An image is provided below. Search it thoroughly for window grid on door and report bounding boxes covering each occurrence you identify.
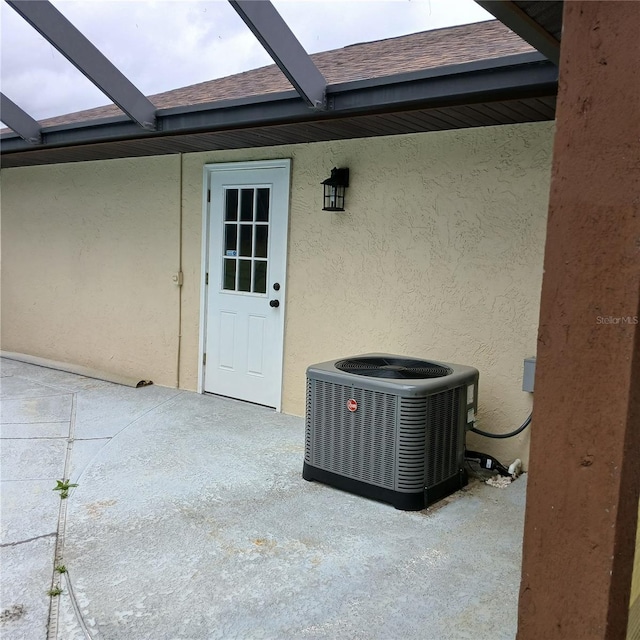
[222,187,270,294]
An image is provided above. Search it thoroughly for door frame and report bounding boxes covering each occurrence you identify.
[197,159,291,411]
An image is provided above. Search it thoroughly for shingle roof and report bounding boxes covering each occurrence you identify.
[38,20,533,128]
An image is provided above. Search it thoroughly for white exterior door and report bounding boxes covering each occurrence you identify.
[202,160,290,409]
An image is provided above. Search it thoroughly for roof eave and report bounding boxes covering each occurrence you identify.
[0,53,558,164]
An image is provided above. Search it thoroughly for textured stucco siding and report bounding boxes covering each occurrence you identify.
[1,122,553,465]
[181,122,553,466]
[0,156,182,387]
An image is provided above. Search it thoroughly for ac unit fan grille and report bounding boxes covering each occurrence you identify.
[335,357,452,379]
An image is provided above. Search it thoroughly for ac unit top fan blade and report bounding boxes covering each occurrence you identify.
[335,357,452,379]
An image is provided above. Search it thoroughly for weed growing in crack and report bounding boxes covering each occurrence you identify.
[53,479,78,499]
[55,565,67,574]
[47,586,63,597]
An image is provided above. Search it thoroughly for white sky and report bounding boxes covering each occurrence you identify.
[0,0,492,123]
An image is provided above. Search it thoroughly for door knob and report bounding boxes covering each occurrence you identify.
[269,299,280,308]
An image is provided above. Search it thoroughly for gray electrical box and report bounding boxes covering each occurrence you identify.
[523,357,536,393]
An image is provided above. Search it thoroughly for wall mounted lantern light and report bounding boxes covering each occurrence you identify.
[321,167,350,211]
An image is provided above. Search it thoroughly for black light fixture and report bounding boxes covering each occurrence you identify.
[321,167,349,211]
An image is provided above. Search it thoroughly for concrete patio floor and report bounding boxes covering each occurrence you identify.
[1,358,527,640]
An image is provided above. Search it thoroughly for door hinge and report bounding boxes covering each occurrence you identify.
[207,189,211,203]
[205,273,209,285]
[203,353,207,365]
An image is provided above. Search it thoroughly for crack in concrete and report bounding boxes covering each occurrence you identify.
[0,532,57,548]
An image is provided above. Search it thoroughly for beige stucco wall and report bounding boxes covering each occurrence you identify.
[181,122,553,466]
[1,156,182,387]
[1,121,553,465]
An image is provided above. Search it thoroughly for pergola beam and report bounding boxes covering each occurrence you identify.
[5,0,156,130]
[0,93,41,143]
[476,1,560,65]
[229,0,327,109]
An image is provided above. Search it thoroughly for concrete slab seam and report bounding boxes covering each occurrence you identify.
[62,571,94,640]
[2,422,70,426]
[1,394,77,400]
[47,392,182,637]
[47,391,76,640]
[2,437,70,440]
[1,420,71,426]
[8,374,78,395]
[2,478,69,483]
[71,390,184,488]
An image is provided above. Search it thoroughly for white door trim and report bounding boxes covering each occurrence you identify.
[198,159,291,411]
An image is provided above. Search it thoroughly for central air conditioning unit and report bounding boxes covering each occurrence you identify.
[303,354,479,510]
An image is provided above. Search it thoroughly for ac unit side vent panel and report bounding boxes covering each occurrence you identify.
[425,388,460,488]
[305,380,313,463]
[396,397,427,491]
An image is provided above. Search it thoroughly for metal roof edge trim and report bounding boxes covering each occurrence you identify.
[0,89,303,142]
[326,51,548,92]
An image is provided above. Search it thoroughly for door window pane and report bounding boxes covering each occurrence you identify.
[256,188,270,222]
[223,259,236,290]
[219,186,271,296]
[240,189,254,222]
[253,261,267,294]
[225,189,238,221]
[238,260,251,292]
[239,225,253,257]
[224,224,237,255]
[255,225,268,258]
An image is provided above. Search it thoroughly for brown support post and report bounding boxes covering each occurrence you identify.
[517,2,640,639]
